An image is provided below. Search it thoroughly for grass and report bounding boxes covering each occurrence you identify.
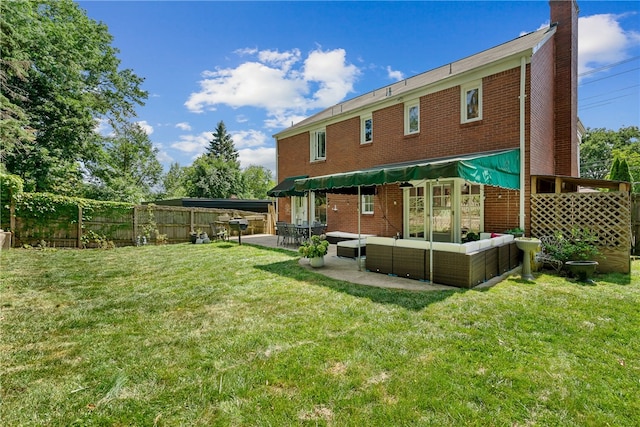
[1,242,639,426]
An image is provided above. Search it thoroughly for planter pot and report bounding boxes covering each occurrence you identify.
[309,256,325,268]
[565,260,598,283]
[195,238,204,244]
[190,234,198,244]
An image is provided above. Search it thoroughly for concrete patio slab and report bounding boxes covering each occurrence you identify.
[230,234,520,292]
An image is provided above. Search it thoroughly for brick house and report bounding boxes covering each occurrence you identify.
[269,1,580,244]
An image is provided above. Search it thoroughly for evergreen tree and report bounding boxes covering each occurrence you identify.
[206,121,238,164]
[608,157,621,180]
[611,158,632,183]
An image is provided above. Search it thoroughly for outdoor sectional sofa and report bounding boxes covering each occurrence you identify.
[365,233,519,288]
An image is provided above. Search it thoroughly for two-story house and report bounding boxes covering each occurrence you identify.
[270,0,579,244]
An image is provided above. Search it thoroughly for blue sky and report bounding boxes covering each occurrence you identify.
[77,1,640,176]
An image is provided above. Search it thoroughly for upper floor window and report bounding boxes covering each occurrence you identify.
[361,115,373,144]
[311,129,326,161]
[405,101,420,135]
[361,194,374,214]
[461,81,482,123]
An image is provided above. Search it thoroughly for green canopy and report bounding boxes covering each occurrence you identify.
[294,149,520,192]
[267,175,308,197]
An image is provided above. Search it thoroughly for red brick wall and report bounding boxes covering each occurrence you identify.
[325,185,404,237]
[530,38,556,176]
[551,0,579,176]
[275,67,525,232]
[484,187,521,233]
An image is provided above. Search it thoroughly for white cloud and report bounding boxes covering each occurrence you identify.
[185,47,360,125]
[136,120,154,135]
[303,48,360,108]
[231,129,269,149]
[579,13,640,75]
[175,122,192,131]
[94,117,112,136]
[264,113,309,130]
[238,146,276,172]
[170,131,212,155]
[258,48,301,72]
[386,66,404,82]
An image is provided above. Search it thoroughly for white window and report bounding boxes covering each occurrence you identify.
[310,129,326,161]
[404,101,420,135]
[361,194,374,214]
[460,182,482,234]
[361,115,373,144]
[461,81,482,123]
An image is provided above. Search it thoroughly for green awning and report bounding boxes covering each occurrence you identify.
[267,175,308,197]
[294,149,520,192]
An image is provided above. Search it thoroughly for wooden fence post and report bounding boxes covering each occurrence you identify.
[10,201,16,248]
[133,206,138,245]
[77,205,83,248]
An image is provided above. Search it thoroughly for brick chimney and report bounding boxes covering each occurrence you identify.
[550,0,579,176]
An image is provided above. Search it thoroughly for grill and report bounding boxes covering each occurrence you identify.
[228,218,249,245]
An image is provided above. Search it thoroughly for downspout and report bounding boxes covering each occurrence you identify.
[357,186,362,271]
[519,56,526,232]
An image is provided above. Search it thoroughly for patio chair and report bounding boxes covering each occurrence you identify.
[311,223,326,237]
[285,223,302,246]
[210,222,228,241]
[276,221,287,246]
[536,235,563,272]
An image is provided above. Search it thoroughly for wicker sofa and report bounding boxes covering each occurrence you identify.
[365,234,519,288]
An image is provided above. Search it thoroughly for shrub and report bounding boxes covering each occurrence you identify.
[542,228,601,264]
[298,235,329,258]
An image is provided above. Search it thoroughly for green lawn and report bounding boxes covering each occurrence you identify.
[1,242,638,426]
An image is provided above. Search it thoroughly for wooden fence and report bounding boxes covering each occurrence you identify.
[12,204,270,248]
[530,190,631,273]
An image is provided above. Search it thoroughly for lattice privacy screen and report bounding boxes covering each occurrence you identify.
[531,191,631,273]
[531,191,631,249]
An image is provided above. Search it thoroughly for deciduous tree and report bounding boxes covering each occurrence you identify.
[83,122,162,203]
[242,165,274,199]
[1,0,147,194]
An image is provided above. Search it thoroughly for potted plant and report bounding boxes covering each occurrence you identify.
[298,235,330,267]
[505,227,525,238]
[542,228,601,282]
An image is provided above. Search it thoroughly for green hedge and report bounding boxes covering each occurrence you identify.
[7,189,133,244]
[0,173,24,230]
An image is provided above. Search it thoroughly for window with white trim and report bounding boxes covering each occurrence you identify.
[361,194,374,214]
[461,81,482,123]
[310,129,326,161]
[404,101,420,135]
[361,115,373,144]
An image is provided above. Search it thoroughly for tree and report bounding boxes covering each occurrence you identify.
[242,165,274,199]
[160,162,188,199]
[83,122,162,203]
[1,0,147,193]
[610,157,632,183]
[608,157,621,181]
[183,155,244,199]
[580,126,640,190]
[206,121,238,163]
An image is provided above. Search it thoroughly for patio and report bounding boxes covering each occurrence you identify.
[229,234,520,292]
